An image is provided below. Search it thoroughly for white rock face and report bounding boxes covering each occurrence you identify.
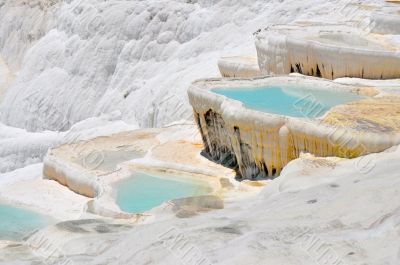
[0,112,137,173]
[0,56,14,101]
[371,13,400,34]
[4,147,400,265]
[0,1,399,262]
[370,4,400,35]
[0,0,387,132]
[255,24,400,80]
[0,0,368,173]
[0,123,59,173]
[218,56,261,78]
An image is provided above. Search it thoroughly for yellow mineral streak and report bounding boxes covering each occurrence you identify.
[323,96,400,133]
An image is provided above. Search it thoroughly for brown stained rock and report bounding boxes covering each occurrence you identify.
[171,195,224,218]
[323,96,400,133]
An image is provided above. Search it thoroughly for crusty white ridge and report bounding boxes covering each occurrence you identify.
[188,76,400,179]
[0,0,393,132]
[218,56,262,78]
[255,25,400,80]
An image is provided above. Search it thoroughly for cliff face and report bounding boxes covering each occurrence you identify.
[255,25,400,80]
[188,77,400,179]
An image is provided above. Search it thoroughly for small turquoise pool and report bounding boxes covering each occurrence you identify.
[0,204,50,241]
[115,172,212,213]
[212,86,364,118]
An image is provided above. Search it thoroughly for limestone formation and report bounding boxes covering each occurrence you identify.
[218,56,262,78]
[188,76,400,179]
[255,25,400,80]
[370,2,400,34]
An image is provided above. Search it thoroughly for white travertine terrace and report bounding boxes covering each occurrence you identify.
[43,152,101,198]
[371,12,400,34]
[255,25,400,80]
[41,126,244,219]
[370,4,400,35]
[218,56,262,78]
[43,129,162,199]
[188,76,400,179]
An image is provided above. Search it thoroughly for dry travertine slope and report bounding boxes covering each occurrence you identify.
[1,145,399,265]
[0,112,138,173]
[2,80,400,264]
[0,0,398,175]
[0,0,399,264]
[0,0,394,132]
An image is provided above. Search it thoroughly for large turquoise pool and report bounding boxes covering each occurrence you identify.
[0,204,50,241]
[212,86,364,118]
[115,172,212,213]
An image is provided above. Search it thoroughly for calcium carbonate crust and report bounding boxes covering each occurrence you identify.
[188,76,400,179]
[255,25,400,80]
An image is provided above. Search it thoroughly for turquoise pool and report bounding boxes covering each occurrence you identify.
[212,86,364,118]
[0,204,50,241]
[115,172,212,213]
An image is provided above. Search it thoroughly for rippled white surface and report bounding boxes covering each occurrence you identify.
[0,0,376,132]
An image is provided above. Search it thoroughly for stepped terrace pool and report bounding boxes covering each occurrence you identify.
[115,172,212,213]
[212,86,364,118]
